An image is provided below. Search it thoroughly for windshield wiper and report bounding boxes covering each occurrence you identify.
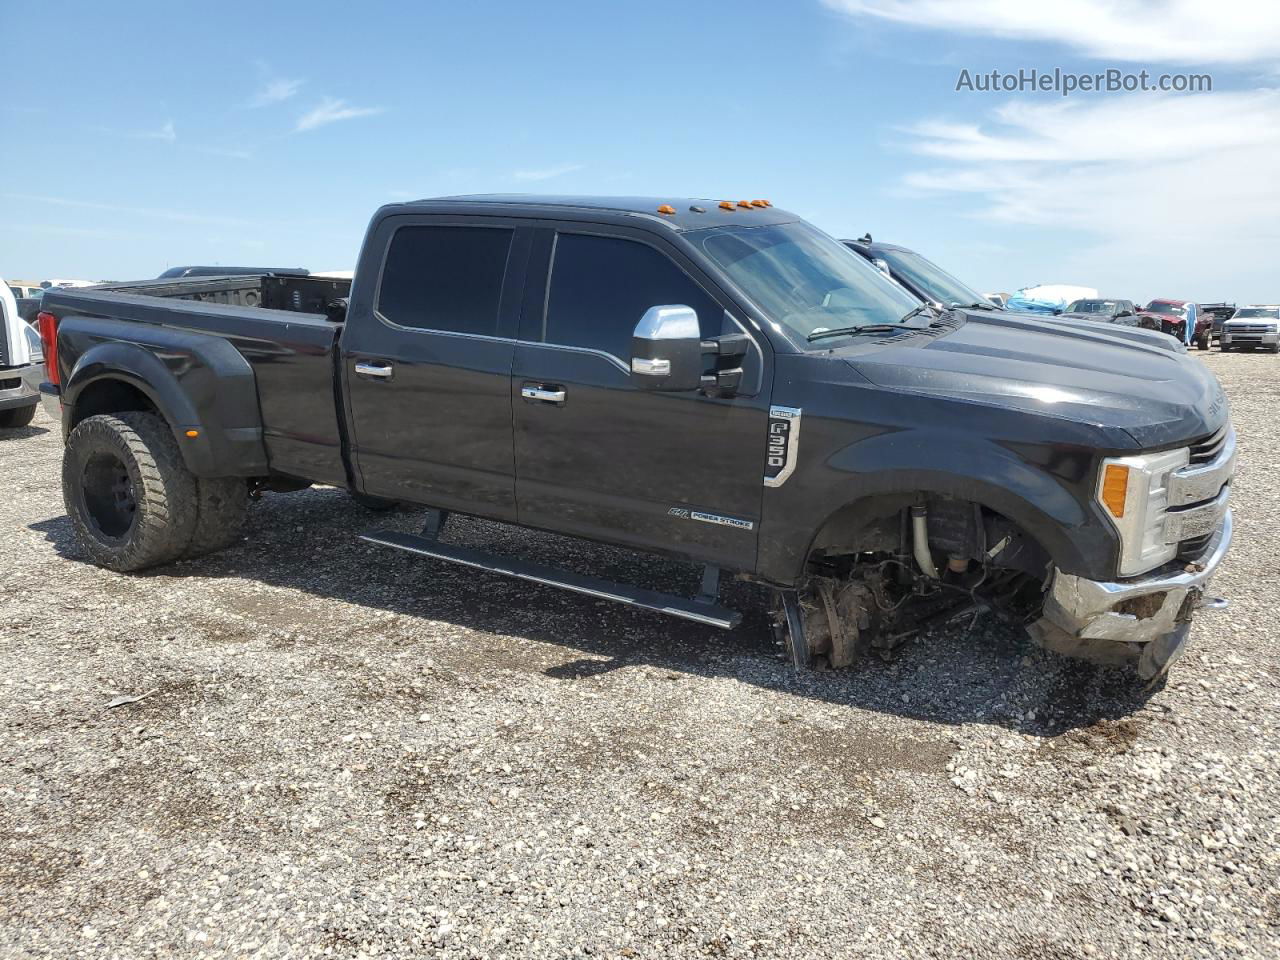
[951,301,999,311]
[807,323,916,343]
[900,303,939,324]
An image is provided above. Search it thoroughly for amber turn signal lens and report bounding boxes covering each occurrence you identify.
[1101,464,1130,517]
[718,201,735,210]
[656,204,676,215]
[185,429,200,438]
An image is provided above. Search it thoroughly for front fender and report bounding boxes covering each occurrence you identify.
[62,326,268,477]
[757,427,1117,585]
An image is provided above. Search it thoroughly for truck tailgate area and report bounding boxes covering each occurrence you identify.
[46,287,347,484]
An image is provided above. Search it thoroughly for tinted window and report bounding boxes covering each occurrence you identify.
[377,226,513,334]
[545,234,722,359]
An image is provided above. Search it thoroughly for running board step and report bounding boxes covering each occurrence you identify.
[360,530,742,630]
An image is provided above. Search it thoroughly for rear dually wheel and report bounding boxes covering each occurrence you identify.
[62,412,198,571]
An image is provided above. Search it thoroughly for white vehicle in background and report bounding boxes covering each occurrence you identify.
[7,281,44,300]
[1220,305,1280,353]
[0,278,44,428]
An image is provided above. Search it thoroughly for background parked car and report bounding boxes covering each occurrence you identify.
[1140,299,1212,349]
[1220,305,1280,353]
[156,265,309,279]
[1199,303,1237,345]
[1059,299,1142,325]
[841,238,1181,353]
[0,277,43,428]
[841,235,999,310]
[7,281,42,300]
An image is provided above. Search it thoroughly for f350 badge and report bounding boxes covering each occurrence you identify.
[764,405,802,488]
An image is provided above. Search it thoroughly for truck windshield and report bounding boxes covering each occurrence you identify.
[1068,300,1118,314]
[693,221,921,345]
[1232,308,1279,319]
[876,247,990,309]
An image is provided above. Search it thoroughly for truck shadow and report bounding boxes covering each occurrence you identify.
[0,425,50,440]
[29,486,1160,738]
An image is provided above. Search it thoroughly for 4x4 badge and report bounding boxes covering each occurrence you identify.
[764,405,802,488]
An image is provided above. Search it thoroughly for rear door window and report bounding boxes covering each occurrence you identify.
[377,226,514,335]
[543,233,722,360]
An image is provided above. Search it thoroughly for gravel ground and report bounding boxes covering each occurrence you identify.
[1,350,1277,960]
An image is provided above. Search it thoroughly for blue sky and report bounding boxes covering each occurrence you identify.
[3,0,1277,302]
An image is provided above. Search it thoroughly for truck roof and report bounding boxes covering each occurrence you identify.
[398,194,798,231]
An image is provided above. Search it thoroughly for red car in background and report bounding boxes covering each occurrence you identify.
[1139,299,1212,349]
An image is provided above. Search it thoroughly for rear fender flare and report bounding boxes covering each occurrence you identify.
[63,335,267,477]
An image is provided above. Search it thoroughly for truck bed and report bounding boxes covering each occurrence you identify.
[44,277,350,485]
[101,273,350,316]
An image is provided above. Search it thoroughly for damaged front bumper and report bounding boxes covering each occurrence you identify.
[1030,511,1233,679]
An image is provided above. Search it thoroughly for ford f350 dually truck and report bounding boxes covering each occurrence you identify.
[36,196,1235,680]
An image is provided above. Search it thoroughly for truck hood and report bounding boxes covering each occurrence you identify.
[995,309,1181,353]
[843,310,1227,450]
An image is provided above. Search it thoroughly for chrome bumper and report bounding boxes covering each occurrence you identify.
[0,365,39,411]
[1038,511,1232,676]
[1047,511,1232,643]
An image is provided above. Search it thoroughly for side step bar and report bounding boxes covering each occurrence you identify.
[360,529,742,630]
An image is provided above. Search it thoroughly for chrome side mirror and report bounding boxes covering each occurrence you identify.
[630,305,704,391]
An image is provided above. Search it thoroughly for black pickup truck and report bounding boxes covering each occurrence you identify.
[36,196,1235,680]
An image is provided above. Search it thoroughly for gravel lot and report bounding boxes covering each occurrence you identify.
[1,350,1277,960]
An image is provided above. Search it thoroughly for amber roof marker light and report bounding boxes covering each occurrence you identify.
[718,201,735,210]
[737,200,752,208]
[656,204,676,215]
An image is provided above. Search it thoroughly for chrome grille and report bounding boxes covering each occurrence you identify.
[1189,427,1228,465]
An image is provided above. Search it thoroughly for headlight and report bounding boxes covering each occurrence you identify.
[1097,447,1190,576]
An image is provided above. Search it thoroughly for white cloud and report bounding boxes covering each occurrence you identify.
[295,97,385,132]
[141,120,176,142]
[512,162,584,182]
[250,76,304,107]
[3,193,258,228]
[898,90,1280,296]
[822,0,1280,65]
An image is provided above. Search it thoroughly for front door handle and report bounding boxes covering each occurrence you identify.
[355,360,394,380]
[521,384,566,404]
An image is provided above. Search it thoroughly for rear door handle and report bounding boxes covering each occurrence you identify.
[521,384,566,404]
[355,361,394,380]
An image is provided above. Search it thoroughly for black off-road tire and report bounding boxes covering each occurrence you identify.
[1196,332,1210,350]
[0,403,37,428]
[183,476,249,559]
[62,412,198,571]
